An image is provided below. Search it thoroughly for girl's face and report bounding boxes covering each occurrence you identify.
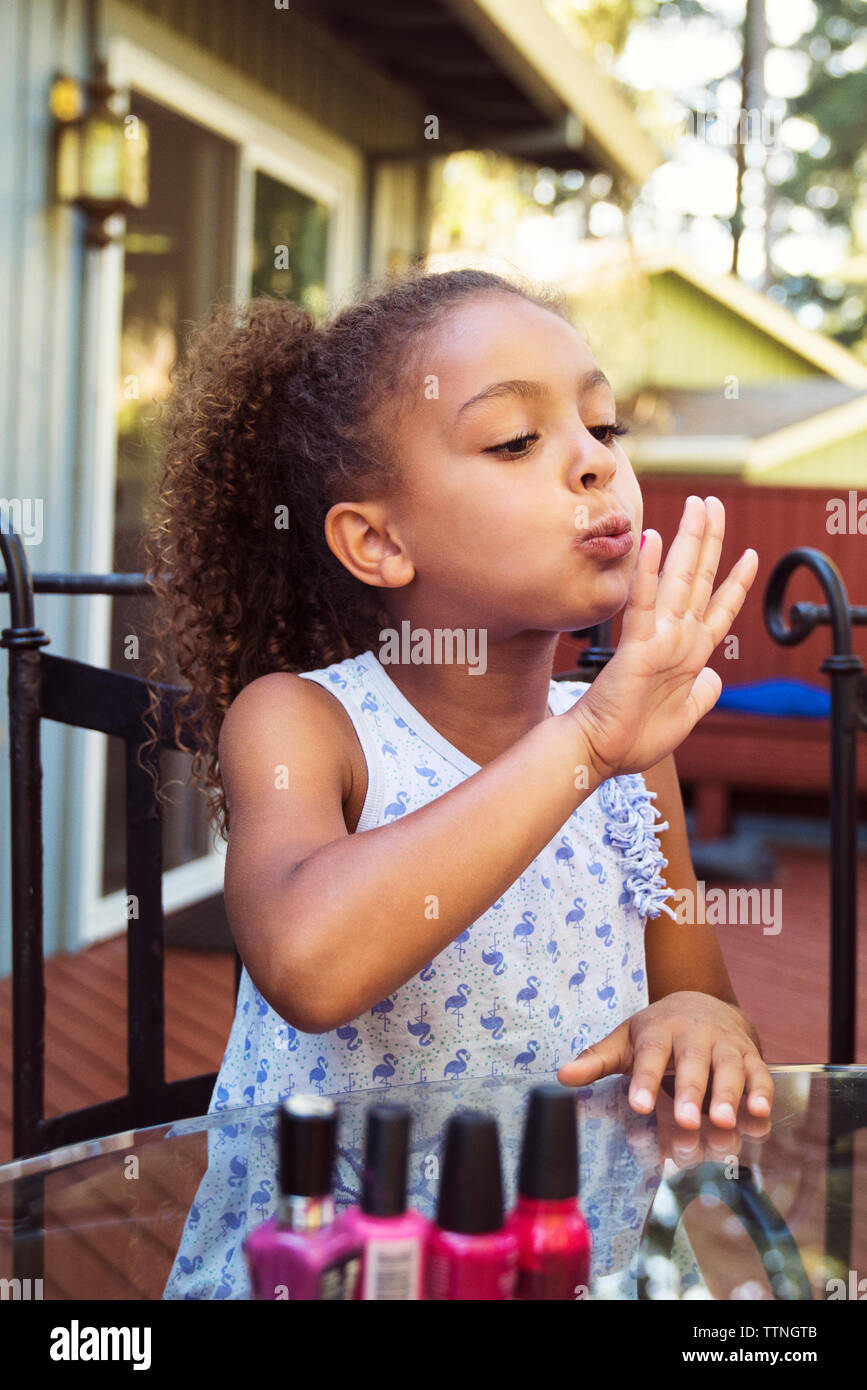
[379,292,643,640]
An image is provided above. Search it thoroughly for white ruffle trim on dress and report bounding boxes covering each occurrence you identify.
[598,773,680,921]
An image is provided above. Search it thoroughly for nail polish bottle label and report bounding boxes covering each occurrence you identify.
[362,1237,423,1300]
[317,1248,363,1300]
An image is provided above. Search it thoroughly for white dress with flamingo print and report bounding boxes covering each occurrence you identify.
[208,649,678,1104]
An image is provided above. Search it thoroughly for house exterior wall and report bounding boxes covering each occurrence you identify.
[648,272,821,388]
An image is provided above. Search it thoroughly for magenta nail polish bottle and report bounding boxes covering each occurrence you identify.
[506,1085,591,1300]
[426,1110,519,1300]
[243,1094,361,1300]
[341,1102,431,1300]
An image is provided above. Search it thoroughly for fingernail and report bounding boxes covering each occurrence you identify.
[632,1087,653,1109]
[715,1102,735,1125]
[678,1100,700,1124]
[640,531,645,549]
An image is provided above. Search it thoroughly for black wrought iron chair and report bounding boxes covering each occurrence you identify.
[1,525,242,1164]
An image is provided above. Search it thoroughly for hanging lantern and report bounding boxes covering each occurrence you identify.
[50,59,150,247]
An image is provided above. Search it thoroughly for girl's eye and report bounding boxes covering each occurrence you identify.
[485,431,538,459]
[589,422,629,447]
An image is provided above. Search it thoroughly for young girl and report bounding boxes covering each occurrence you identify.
[145,264,771,1167]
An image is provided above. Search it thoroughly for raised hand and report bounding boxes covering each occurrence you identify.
[571,495,757,781]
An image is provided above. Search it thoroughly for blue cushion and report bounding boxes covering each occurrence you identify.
[716,678,830,718]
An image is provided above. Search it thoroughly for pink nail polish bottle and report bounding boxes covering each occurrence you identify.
[341,1102,431,1300]
[243,1094,362,1300]
[426,1110,519,1300]
[506,1085,591,1299]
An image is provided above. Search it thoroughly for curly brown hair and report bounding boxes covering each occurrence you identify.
[140,264,570,841]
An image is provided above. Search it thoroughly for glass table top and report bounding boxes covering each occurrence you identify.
[1,1065,865,1300]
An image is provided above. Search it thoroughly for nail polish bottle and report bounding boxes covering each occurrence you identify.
[426,1110,519,1300]
[506,1084,591,1300]
[243,1094,361,1300]
[341,1102,431,1300]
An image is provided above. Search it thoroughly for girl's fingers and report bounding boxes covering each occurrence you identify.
[707,1041,748,1129]
[742,1049,774,1118]
[619,527,662,647]
[686,496,725,621]
[627,1030,673,1115]
[670,1032,713,1130]
[702,549,758,650]
[655,495,709,622]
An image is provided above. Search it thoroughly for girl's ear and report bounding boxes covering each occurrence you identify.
[324,501,415,590]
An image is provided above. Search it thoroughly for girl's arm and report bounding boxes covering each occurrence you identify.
[220,670,603,1034]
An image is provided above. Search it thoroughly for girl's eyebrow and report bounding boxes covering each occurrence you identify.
[455,368,612,420]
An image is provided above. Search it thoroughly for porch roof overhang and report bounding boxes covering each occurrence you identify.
[295,0,661,184]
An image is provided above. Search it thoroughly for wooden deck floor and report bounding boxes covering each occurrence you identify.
[1,840,866,1168]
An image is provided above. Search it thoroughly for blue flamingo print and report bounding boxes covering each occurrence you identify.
[513,911,536,956]
[621,942,630,968]
[256,1058,269,1084]
[444,1048,471,1080]
[250,1179,274,1218]
[254,990,269,1017]
[597,967,617,1011]
[337,1022,361,1051]
[360,691,378,712]
[178,1255,203,1275]
[328,671,348,689]
[482,946,506,976]
[444,983,471,1027]
[407,1003,432,1046]
[480,998,504,1040]
[570,1022,591,1054]
[393,715,408,729]
[595,920,614,948]
[516,975,541,1019]
[220,1210,247,1237]
[514,1039,539,1073]
[251,1117,272,1161]
[549,1003,561,1028]
[632,966,645,990]
[215,1082,231,1110]
[214,1254,235,1300]
[242,1084,256,1106]
[384,791,409,819]
[618,885,631,909]
[414,763,441,788]
[371,997,394,1032]
[227,1155,248,1188]
[419,961,436,981]
[491,896,505,911]
[309,1056,328,1094]
[565,897,586,932]
[588,857,607,885]
[540,872,555,898]
[373,1053,398,1088]
[453,928,470,962]
[568,961,589,1000]
[555,837,575,875]
[382,740,398,757]
[276,1023,299,1051]
[547,937,560,963]
[277,1082,295,1103]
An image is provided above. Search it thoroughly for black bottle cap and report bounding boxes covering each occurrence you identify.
[361,1103,412,1217]
[517,1085,579,1201]
[436,1109,505,1235]
[278,1094,338,1198]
